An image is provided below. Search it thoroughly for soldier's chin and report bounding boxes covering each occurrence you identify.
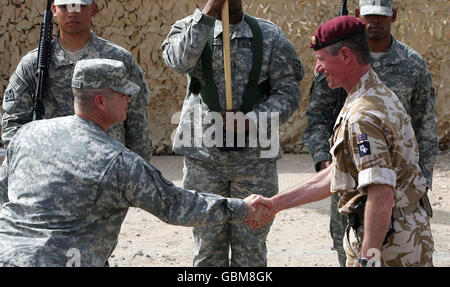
[326,78,337,90]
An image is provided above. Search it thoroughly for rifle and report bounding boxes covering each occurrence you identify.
[335,0,349,118]
[33,0,53,121]
[339,0,349,16]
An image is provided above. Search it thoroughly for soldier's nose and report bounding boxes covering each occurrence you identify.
[315,63,324,75]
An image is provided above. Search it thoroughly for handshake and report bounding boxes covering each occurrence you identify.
[242,195,277,229]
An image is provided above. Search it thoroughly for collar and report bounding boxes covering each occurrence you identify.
[333,69,379,130]
[73,114,106,135]
[213,14,253,40]
[371,35,398,62]
[53,31,101,66]
[346,69,381,106]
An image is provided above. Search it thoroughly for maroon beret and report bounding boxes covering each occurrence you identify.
[309,16,366,51]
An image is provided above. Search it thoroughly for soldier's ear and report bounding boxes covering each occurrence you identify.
[391,9,397,23]
[94,94,106,110]
[355,8,360,18]
[91,3,99,17]
[52,4,57,17]
[339,47,352,65]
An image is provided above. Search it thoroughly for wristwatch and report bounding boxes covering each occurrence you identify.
[358,257,369,267]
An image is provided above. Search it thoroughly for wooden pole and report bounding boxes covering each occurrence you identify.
[222,0,233,110]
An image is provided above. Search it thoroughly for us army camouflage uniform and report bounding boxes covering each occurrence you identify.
[303,37,438,266]
[162,9,303,266]
[330,70,434,267]
[1,32,153,162]
[0,115,247,267]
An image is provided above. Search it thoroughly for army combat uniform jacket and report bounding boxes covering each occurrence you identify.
[162,9,303,165]
[330,70,433,267]
[2,32,153,162]
[304,37,438,189]
[0,115,247,267]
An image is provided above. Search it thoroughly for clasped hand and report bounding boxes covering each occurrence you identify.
[243,194,277,229]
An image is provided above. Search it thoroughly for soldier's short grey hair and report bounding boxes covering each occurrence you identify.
[73,88,115,108]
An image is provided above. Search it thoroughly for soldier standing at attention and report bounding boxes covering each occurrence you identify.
[302,0,438,266]
[162,0,304,266]
[0,59,274,267]
[1,0,153,162]
[253,16,434,267]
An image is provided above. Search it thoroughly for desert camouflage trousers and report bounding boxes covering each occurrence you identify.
[183,156,279,267]
[344,205,434,267]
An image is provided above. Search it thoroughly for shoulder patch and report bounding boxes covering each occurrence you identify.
[357,134,368,142]
[358,142,371,157]
[9,73,27,94]
[282,40,304,81]
[4,89,15,102]
[4,73,28,103]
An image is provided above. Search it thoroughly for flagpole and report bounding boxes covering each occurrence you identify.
[222,0,233,110]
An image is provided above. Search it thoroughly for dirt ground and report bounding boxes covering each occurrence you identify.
[109,150,450,267]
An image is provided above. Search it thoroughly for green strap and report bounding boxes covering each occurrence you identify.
[198,14,264,113]
[199,28,220,111]
[240,14,264,113]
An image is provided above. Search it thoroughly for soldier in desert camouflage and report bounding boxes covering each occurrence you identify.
[0,59,274,267]
[1,0,152,162]
[302,0,438,266]
[253,16,434,267]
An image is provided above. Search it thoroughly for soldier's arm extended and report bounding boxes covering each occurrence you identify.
[98,152,248,227]
[302,76,338,171]
[161,9,216,74]
[123,58,153,163]
[410,68,438,189]
[1,54,37,148]
[250,36,303,125]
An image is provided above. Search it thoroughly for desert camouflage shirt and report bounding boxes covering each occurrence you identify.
[162,9,303,164]
[330,69,427,214]
[0,115,247,267]
[1,31,153,162]
[303,37,438,188]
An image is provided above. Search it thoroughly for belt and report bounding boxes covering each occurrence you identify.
[392,201,420,219]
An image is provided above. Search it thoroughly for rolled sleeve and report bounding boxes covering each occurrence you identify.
[192,9,216,27]
[358,167,396,192]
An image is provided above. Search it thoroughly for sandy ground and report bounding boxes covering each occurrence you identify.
[109,150,450,267]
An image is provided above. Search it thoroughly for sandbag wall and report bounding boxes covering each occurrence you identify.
[0,0,448,152]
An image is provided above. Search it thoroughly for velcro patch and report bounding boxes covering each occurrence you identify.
[238,39,252,49]
[357,134,368,142]
[358,142,371,157]
[4,89,15,102]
